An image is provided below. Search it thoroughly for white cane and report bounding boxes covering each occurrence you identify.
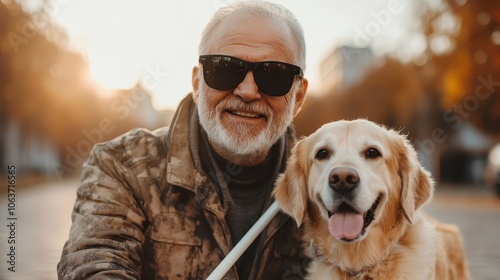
[206,201,281,280]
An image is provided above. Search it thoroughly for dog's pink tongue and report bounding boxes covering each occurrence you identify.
[328,212,363,240]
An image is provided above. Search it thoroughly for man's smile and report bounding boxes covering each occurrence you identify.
[226,109,266,119]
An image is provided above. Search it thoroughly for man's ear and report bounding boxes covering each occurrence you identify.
[273,139,309,227]
[293,78,308,117]
[192,66,201,104]
[395,133,434,224]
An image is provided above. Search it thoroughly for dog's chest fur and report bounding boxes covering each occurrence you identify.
[305,217,438,280]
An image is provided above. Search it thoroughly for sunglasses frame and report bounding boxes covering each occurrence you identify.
[198,54,303,96]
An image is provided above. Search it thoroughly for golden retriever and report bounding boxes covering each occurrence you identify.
[273,119,470,280]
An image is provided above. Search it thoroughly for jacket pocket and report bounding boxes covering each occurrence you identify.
[149,212,202,246]
[144,212,202,279]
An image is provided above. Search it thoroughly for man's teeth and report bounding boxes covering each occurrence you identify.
[231,111,261,118]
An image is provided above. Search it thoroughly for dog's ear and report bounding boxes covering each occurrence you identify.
[273,138,309,227]
[394,133,434,224]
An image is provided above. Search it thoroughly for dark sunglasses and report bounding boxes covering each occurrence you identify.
[199,54,303,96]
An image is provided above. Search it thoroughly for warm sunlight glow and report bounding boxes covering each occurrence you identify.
[88,51,137,90]
[50,0,416,109]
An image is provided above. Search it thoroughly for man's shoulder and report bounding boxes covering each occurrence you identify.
[92,127,170,168]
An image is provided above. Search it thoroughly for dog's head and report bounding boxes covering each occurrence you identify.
[273,119,434,243]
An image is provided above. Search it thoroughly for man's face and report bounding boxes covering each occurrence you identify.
[192,13,307,165]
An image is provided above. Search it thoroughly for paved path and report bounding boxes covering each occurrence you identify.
[0,179,77,280]
[429,187,500,280]
[0,181,499,279]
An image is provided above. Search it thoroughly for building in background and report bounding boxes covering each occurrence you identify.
[3,121,60,176]
[113,84,173,131]
[319,46,376,93]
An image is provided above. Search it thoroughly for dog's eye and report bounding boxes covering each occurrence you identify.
[365,148,382,159]
[315,149,330,160]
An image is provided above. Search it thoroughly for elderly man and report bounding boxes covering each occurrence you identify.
[58,1,309,279]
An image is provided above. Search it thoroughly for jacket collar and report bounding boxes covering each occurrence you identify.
[165,93,206,192]
[165,94,231,214]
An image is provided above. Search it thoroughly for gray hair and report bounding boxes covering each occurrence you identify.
[197,0,306,70]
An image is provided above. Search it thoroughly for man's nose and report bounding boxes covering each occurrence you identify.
[233,71,261,102]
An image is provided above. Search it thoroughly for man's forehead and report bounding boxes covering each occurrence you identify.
[205,11,299,62]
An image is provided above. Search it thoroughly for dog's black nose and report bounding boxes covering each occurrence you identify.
[329,167,359,192]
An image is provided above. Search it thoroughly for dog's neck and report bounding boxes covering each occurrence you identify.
[309,239,373,276]
[309,239,385,278]
[310,239,323,259]
[308,218,409,278]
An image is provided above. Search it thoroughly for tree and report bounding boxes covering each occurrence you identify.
[414,0,500,138]
[0,2,139,176]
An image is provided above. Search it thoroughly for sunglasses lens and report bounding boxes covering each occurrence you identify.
[254,62,295,96]
[202,56,246,90]
[200,55,301,96]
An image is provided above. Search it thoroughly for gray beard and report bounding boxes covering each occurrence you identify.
[196,94,295,159]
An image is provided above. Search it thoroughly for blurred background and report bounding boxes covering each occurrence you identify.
[0,0,499,279]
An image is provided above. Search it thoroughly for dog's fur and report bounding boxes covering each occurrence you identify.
[273,119,470,280]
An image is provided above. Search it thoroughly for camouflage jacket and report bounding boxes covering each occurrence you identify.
[58,94,309,280]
